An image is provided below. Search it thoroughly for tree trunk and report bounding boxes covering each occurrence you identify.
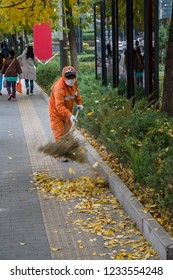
[8,34,13,49]
[24,30,29,45]
[63,30,69,66]
[13,33,18,51]
[19,33,25,53]
[66,6,78,70]
[161,7,173,117]
[8,33,18,51]
[63,9,69,66]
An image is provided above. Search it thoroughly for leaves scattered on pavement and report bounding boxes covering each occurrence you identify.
[31,171,157,260]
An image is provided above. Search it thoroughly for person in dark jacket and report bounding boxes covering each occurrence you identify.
[135,40,141,54]
[106,42,112,63]
[134,48,144,86]
[1,41,9,59]
[1,50,22,101]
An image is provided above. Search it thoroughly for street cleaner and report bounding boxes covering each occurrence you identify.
[48,66,83,142]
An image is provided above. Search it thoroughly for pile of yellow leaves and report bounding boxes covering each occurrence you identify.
[32,171,157,260]
[81,129,173,237]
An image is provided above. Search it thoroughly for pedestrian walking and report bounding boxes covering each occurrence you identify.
[106,42,112,63]
[134,48,144,87]
[120,50,127,81]
[1,50,22,101]
[48,66,83,142]
[1,40,7,50]
[135,40,141,54]
[0,52,4,95]
[17,46,37,96]
[1,41,9,59]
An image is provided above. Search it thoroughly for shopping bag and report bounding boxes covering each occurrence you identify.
[16,79,22,94]
[3,77,7,88]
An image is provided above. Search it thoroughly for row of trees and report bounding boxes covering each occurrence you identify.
[0,0,173,116]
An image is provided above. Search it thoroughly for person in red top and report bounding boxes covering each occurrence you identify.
[48,66,83,142]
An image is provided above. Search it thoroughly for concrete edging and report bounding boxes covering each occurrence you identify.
[37,83,173,260]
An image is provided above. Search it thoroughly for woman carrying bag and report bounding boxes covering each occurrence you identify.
[1,50,22,101]
[17,46,37,96]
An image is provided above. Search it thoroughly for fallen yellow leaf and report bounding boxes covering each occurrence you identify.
[104,229,114,235]
[116,235,124,238]
[50,247,62,251]
[99,253,107,256]
[80,148,86,154]
[93,162,98,168]
[68,167,75,175]
[89,238,97,242]
[88,111,94,116]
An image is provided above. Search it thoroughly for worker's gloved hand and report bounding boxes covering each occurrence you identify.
[77,105,83,112]
[70,115,77,124]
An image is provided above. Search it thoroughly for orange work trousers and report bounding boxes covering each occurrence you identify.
[50,117,72,142]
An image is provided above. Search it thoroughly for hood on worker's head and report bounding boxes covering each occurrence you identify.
[62,66,77,80]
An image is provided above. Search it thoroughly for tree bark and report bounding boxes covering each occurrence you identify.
[63,9,69,66]
[161,7,173,117]
[19,33,25,53]
[8,33,18,51]
[63,30,69,66]
[24,30,29,45]
[66,6,78,70]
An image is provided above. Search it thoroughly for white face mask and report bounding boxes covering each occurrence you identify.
[65,79,75,87]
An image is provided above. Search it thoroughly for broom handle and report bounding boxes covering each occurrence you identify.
[71,110,79,129]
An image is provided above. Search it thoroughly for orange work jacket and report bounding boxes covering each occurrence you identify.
[48,66,82,123]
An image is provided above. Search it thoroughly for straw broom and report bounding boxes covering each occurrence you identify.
[38,111,87,163]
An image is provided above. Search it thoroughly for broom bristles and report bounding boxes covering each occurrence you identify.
[38,130,87,163]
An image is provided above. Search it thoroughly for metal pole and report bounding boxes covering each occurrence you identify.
[94,4,98,79]
[79,20,83,53]
[77,0,83,53]
[154,0,159,100]
[100,0,107,86]
[126,0,134,99]
[112,0,119,88]
[58,0,64,72]
[144,0,153,97]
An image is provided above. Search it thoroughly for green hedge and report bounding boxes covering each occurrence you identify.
[83,29,94,34]
[83,33,94,41]
[78,54,95,62]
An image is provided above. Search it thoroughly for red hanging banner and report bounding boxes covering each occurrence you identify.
[33,22,52,61]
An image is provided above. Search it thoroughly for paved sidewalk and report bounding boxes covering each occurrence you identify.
[0,85,158,260]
